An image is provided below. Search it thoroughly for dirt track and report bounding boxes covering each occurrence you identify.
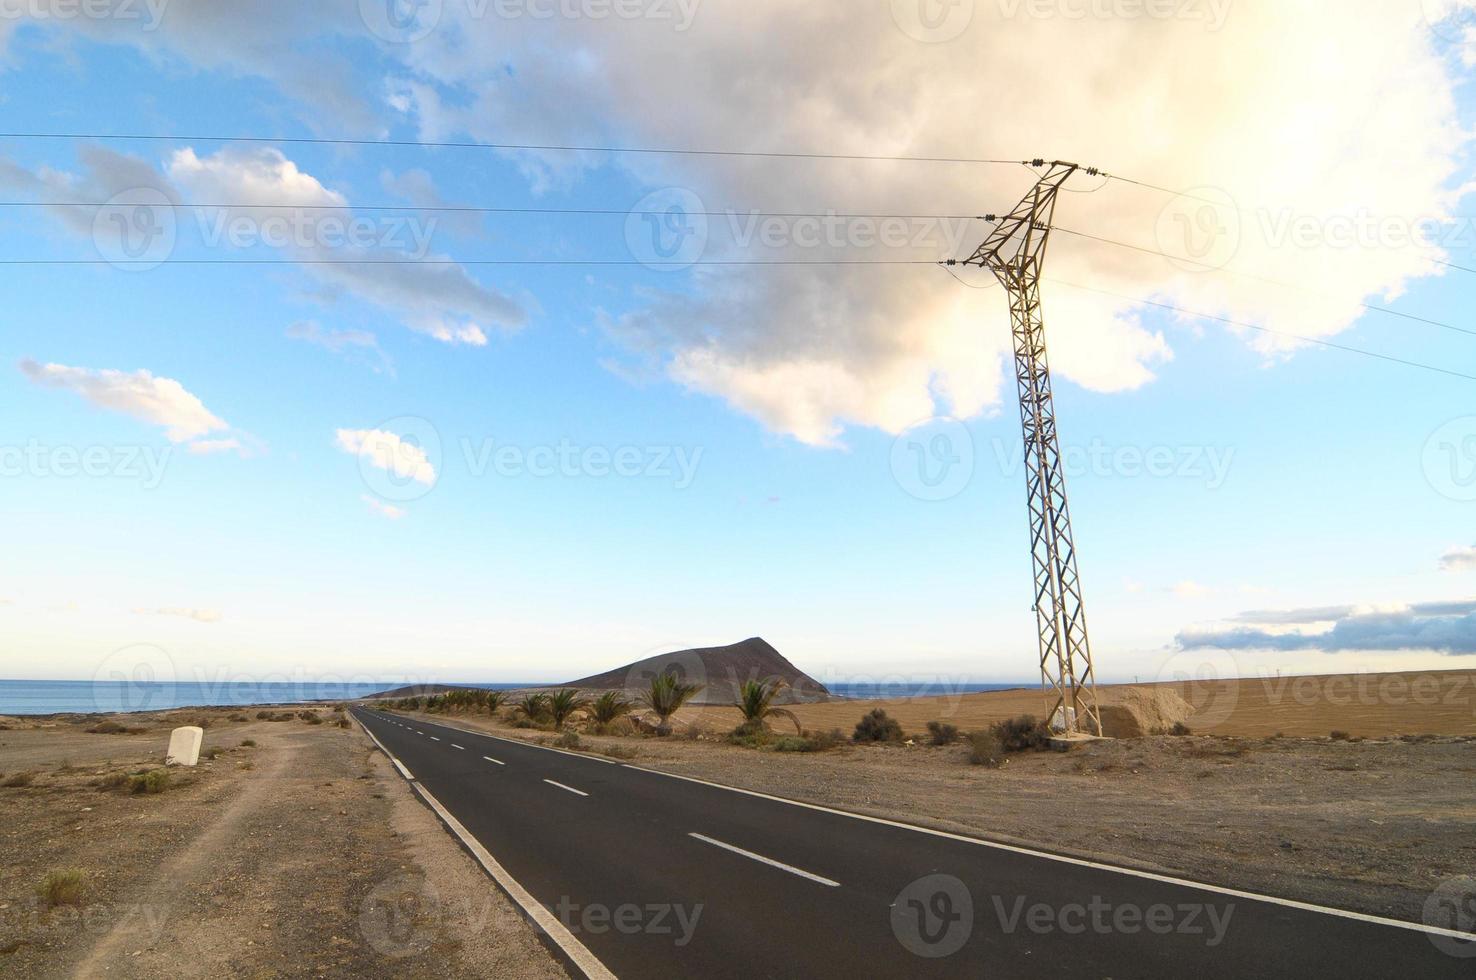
[0,708,564,979]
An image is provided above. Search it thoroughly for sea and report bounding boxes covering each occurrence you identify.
[0,679,1028,716]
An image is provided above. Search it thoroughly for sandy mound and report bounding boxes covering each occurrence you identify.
[1097,687,1194,738]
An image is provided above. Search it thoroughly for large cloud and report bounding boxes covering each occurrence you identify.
[5,2,1474,443]
[1179,599,1476,654]
[19,358,228,443]
[381,2,1472,443]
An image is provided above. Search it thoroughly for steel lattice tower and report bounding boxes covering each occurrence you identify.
[952,160,1103,738]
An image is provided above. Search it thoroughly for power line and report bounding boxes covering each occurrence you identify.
[0,131,1026,167]
[1044,224,1476,338]
[0,257,938,266]
[1045,277,1476,383]
[1101,173,1476,276]
[0,200,983,221]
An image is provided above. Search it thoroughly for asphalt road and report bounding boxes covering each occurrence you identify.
[351,707,1472,978]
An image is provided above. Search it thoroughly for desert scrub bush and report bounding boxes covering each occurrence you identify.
[1170,722,1192,737]
[727,726,770,749]
[240,738,256,747]
[554,731,582,750]
[335,717,351,728]
[95,772,129,791]
[926,721,961,746]
[228,713,249,722]
[992,715,1049,753]
[1330,730,1351,742]
[36,869,86,908]
[2,771,36,787]
[597,743,638,760]
[256,711,272,720]
[202,746,224,760]
[968,730,1005,767]
[852,709,904,744]
[128,769,170,794]
[775,729,845,752]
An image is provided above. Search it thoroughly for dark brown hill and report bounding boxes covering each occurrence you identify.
[559,637,832,705]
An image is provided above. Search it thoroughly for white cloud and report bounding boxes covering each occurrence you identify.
[165,146,525,344]
[1441,545,1476,572]
[286,321,394,376]
[1,145,527,347]
[336,429,436,485]
[187,438,244,456]
[1170,581,1214,599]
[132,607,223,624]
[361,494,407,520]
[20,359,228,444]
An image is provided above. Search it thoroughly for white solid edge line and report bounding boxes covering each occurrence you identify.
[357,719,414,781]
[543,779,590,797]
[413,782,616,980]
[484,756,506,766]
[626,764,1474,941]
[688,832,840,887]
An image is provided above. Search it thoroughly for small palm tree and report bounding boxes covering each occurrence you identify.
[483,689,508,714]
[638,672,705,736]
[515,693,550,724]
[546,689,589,730]
[589,691,634,731]
[734,679,801,735]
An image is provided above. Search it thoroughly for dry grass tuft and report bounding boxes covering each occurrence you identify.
[36,869,86,908]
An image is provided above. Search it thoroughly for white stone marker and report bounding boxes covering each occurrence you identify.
[166,726,204,767]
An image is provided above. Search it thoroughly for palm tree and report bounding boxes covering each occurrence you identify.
[734,679,801,735]
[589,691,634,732]
[638,672,705,736]
[515,693,550,724]
[482,689,508,714]
[546,689,589,730]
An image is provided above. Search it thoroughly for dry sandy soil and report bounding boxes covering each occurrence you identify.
[684,668,1476,738]
[391,689,1476,928]
[0,706,565,979]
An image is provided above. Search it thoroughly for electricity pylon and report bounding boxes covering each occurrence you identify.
[948,160,1103,738]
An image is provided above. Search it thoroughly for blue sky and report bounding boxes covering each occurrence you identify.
[2,3,1475,688]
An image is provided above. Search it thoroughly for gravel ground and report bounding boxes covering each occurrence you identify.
[0,707,565,979]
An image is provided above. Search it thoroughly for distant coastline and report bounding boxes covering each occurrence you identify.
[0,679,1030,716]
